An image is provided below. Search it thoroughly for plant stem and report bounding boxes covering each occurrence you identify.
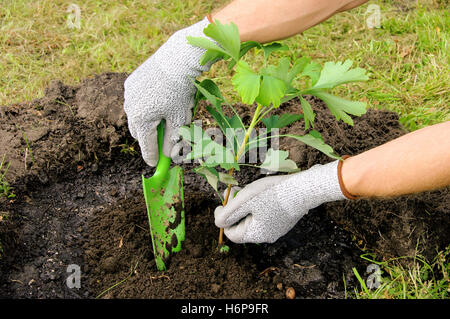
[218,103,264,247]
[256,106,274,124]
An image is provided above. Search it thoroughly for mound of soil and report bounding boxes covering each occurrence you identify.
[0,73,129,188]
[0,73,448,299]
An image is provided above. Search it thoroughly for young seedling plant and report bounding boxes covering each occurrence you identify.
[183,20,368,252]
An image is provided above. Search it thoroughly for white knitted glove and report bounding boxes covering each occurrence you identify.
[214,161,347,244]
[124,18,213,166]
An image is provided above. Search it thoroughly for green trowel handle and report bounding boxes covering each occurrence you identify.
[152,120,172,186]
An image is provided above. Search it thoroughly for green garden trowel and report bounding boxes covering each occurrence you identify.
[142,120,185,271]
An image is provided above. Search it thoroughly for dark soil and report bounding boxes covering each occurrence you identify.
[0,73,448,299]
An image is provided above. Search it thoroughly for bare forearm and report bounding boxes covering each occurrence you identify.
[342,122,450,198]
[210,1,450,199]
[211,0,368,43]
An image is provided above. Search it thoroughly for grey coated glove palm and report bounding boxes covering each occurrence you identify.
[214,161,347,244]
[124,18,213,166]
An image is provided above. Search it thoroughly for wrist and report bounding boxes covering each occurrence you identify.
[173,17,215,71]
[338,156,359,200]
[275,161,347,214]
[341,154,369,199]
[153,17,214,85]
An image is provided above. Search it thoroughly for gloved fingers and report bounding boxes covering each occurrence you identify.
[162,97,195,157]
[163,115,191,159]
[223,214,254,244]
[137,121,160,167]
[214,187,243,228]
[123,99,139,139]
[184,106,193,126]
[215,199,254,229]
[162,122,178,159]
[127,118,139,140]
[215,174,290,227]
[225,215,287,244]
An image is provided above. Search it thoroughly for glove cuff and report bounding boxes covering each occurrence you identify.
[275,160,347,215]
[148,17,216,88]
[170,17,215,71]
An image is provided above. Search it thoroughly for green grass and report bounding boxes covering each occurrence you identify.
[0,155,15,199]
[1,0,448,129]
[0,0,228,105]
[349,244,450,299]
[95,261,139,299]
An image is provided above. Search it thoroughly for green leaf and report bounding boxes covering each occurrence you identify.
[226,114,244,130]
[259,119,276,137]
[301,61,322,86]
[289,56,311,80]
[262,57,291,86]
[180,124,238,170]
[286,132,341,160]
[308,90,367,126]
[255,75,286,107]
[194,166,220,194]
[203,19,241,61]
[193,79,224,108]
[228,41,262,69]
[309,130,323,139]
[187,36,231,60]
[202,137,236,168]
[218,160,240,171]
[218,172,238,186]
[193,79,245,149]
[262,42,289,60]
[275,113,303,128]
[263,56,311,89]
[199,79,224,100]
[261,113,303,133]
[259,148,299,173]
[240,41,262,55]
[194,166,238,203]
[299,96,315,130]
[219,245,230,253]
[205,106,244,154]
[200,49,227,66]
[310,60,369,90]
[206,106,228,131]
[179,125,215,160]
[280,87,301,104]
[232,60,261,105]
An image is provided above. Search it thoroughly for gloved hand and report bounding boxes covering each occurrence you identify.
[124,17,213,166]
[214,160,349,244]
